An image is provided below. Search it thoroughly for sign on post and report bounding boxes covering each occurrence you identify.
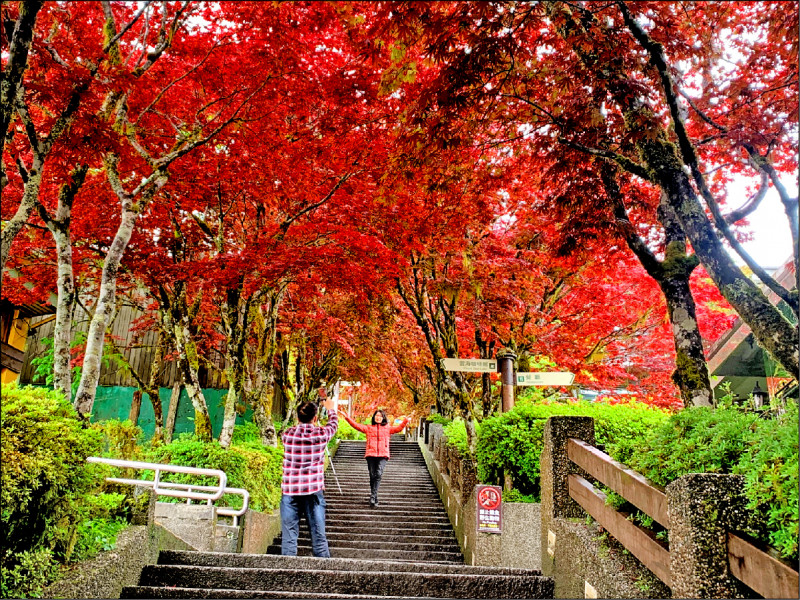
[476,485,503,534]
[441,358,498,373]
[516,372,575,386]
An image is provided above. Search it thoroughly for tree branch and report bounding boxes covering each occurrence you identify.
[558,135,656,182]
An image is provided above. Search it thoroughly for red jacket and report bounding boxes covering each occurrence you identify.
[342,413,409,458]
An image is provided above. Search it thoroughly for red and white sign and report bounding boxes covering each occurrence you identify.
[476,485,503,534]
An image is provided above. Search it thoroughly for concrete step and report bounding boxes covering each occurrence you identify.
[157,551,542,577]
[268,538,461,554]
[275,531,458,546]
[131,564,552,598]
[265,545,465,563]
[324,523,456,535]
[122,586,461,599]
[325,506,448,517]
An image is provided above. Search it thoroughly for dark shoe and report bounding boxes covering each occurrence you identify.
[369,500,376,508]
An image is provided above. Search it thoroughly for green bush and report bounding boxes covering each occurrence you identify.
[442,418,475,455]
[1,384,105,597]
[739,403,798,561]
[142,427,283,512]
[229,442,284,511]
[426,414,452,425]
[475,398,670,500]
[0,548,58,599]
[336,418,366,441]
[627,404,798,561]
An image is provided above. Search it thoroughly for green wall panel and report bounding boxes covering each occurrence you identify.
[91,386,252,440]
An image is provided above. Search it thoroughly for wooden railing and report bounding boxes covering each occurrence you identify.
[566,437,799,598]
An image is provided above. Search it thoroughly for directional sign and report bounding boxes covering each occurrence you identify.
[516,372,575,386]
[441,358,498,373]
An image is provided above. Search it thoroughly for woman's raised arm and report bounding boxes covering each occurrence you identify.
[342,412,369,433]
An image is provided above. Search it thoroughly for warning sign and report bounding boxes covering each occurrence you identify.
[476,485,503,534]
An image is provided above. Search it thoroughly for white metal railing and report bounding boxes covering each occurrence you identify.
[86,457,249,526]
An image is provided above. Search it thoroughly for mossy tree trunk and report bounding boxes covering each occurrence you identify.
[602,166,712,406]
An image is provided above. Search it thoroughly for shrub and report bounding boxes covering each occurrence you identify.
[336,418,366,441]
[229,442,283,511]
[1,385,104,560]
[475,398,670,500]
[142,429,284,512]
[442,418,475,455]
[426,414,452,426]
[628,404,798,561]
[1,384,105,598]
[0,548,58,599]
[739,403,798,561]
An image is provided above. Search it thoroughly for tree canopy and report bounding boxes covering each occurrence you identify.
[2,1,796,437]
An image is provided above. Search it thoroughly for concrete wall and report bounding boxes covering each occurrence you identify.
[419,423,541,570]
[43,524,193,600]
[241,507,282,554]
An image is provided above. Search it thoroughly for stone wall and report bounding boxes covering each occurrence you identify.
[419,423,541,570]
[43,524,193,599]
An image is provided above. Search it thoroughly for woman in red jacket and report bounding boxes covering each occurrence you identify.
[341,410,409,507]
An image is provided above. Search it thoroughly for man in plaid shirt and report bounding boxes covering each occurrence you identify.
[280,402,338,557]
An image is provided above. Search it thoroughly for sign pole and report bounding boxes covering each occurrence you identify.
[497,351,517,413]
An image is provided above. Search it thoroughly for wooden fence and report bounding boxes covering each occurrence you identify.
[20,305,227,389]
[566,437,799,599]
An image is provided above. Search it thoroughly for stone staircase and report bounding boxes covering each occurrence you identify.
[121,437,554,599]
[267,439,462,562]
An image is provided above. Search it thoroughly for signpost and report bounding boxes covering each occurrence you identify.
[440,358,498,373]
[476,485,503,534]
[516,372,575,386]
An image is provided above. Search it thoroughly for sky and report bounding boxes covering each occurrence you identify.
[736,180,797,270]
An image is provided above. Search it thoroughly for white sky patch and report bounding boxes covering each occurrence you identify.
[732,175,797,269]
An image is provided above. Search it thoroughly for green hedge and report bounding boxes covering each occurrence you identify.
[142,427,283,512]
[627,404,798,561]
[336,418,366,441]
[1,384,105,598]
[473,398,670,500]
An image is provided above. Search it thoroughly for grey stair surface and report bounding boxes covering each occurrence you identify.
[121,439,554,599]
[267,440,463,563]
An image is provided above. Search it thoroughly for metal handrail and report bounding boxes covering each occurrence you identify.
[86,456,227,501]
[105,477,250,526]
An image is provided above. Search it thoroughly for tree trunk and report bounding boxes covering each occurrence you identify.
[145,337,165,444]
[175,317,212,442]
[0,0,44,153]
[128,389,142,424]
[603,166,712,407]
[219,285,249,448]
[547,1,799,379]
[164,382,181,444]
[1,159,43,282]
[642,134,799,378]
[50,226,75,401]
[218,382,238,448]
[73,203,138,416]
[42,166,87,401]
[253,390,278,447]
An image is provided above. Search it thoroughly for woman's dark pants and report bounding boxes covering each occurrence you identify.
[366,456,388,504]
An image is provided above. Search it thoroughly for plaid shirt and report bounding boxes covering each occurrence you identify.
[281,411,338,495]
